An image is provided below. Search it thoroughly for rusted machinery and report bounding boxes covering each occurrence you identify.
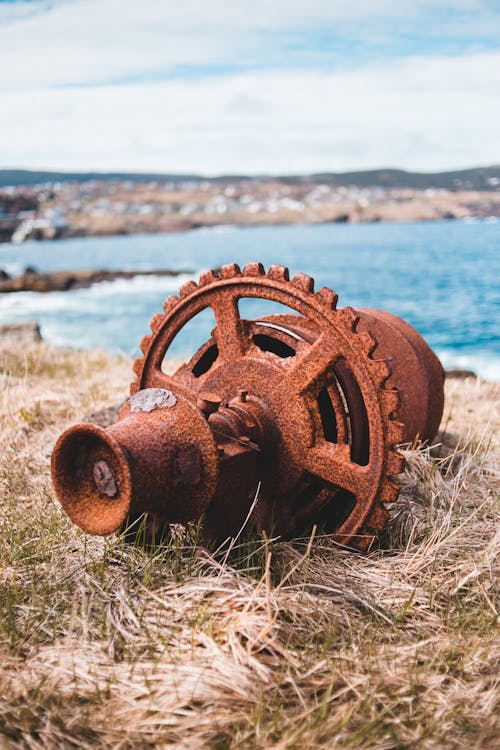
[51,263,444,550]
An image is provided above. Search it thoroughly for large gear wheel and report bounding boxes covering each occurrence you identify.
[52,262,444,551]
[130,262,408,550]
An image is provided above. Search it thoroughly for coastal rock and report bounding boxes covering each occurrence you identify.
[0,267,192,293]
[0,320,42,343]
[446,368,478,379]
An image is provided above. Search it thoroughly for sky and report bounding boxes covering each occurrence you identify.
[1,0,499,175]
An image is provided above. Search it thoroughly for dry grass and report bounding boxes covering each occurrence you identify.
[0,341,498,749]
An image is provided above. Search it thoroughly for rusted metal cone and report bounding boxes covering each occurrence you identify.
[52,422,133,535]
[51,263,445,550]
[51,389,220,535]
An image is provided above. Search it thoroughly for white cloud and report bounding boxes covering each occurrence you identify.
[1,0,498,89]
[1,0,499,172]
[2,51,499,173]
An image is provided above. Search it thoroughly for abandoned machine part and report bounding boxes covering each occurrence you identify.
[51,262,445,550]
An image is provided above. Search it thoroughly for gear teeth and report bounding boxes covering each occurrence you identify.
[149,312,165,334]
[291,272,314,293]
[163,295,179,314]
[131,352,144,396]
[357,330,377,357]
[336,306,359,331]
[220,263,241,278]
[179,280,199,298]
[132,357,144,376]
[243,262,265,276]
[140,334,153,354]
[267,264,290,282]
[387,420,405,446]
[365,503,390,531]
[385,449,405,476]
[315,286,338,310]
[381,388,400,418]
[379,479,401,506]
[370,357,392,386]
[199,268,221,285]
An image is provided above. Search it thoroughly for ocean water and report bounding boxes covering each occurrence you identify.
[0,220,498,380]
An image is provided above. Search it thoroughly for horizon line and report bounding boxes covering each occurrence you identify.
[2,164,499,180]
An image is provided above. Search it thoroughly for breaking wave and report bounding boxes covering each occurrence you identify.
[0,222,498,379]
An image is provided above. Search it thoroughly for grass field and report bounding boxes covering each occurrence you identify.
[0,341,498,749]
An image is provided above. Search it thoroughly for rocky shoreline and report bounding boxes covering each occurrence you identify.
[0,266,191,293]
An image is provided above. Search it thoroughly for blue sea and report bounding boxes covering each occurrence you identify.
[0,220,498,380]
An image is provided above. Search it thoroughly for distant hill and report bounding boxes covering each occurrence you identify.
[303,167,500,191]
[1,166,499,191]
[0,170,202,188]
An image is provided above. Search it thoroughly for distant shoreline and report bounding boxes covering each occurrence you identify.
[2,201,499,245]
[1,171,499,244]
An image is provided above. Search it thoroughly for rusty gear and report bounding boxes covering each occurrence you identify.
[52,262,444,551]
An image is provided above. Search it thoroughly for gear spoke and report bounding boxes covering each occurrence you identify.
[304,442,370,496]
[147,368,195,401]
[172,363,200,391]
[285,335,339,395]
[211,293,247,361]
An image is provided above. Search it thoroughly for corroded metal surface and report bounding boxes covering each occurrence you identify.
[51,263,445,550]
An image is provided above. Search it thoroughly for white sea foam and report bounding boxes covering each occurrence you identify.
[1,223,497,381]
[437,350,500,382]
[2,280,498,382]
[0,272,198,357]
[78,272,196,295]
[0,273,195,314]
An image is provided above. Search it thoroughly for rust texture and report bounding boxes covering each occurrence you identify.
[51,263,445,550]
